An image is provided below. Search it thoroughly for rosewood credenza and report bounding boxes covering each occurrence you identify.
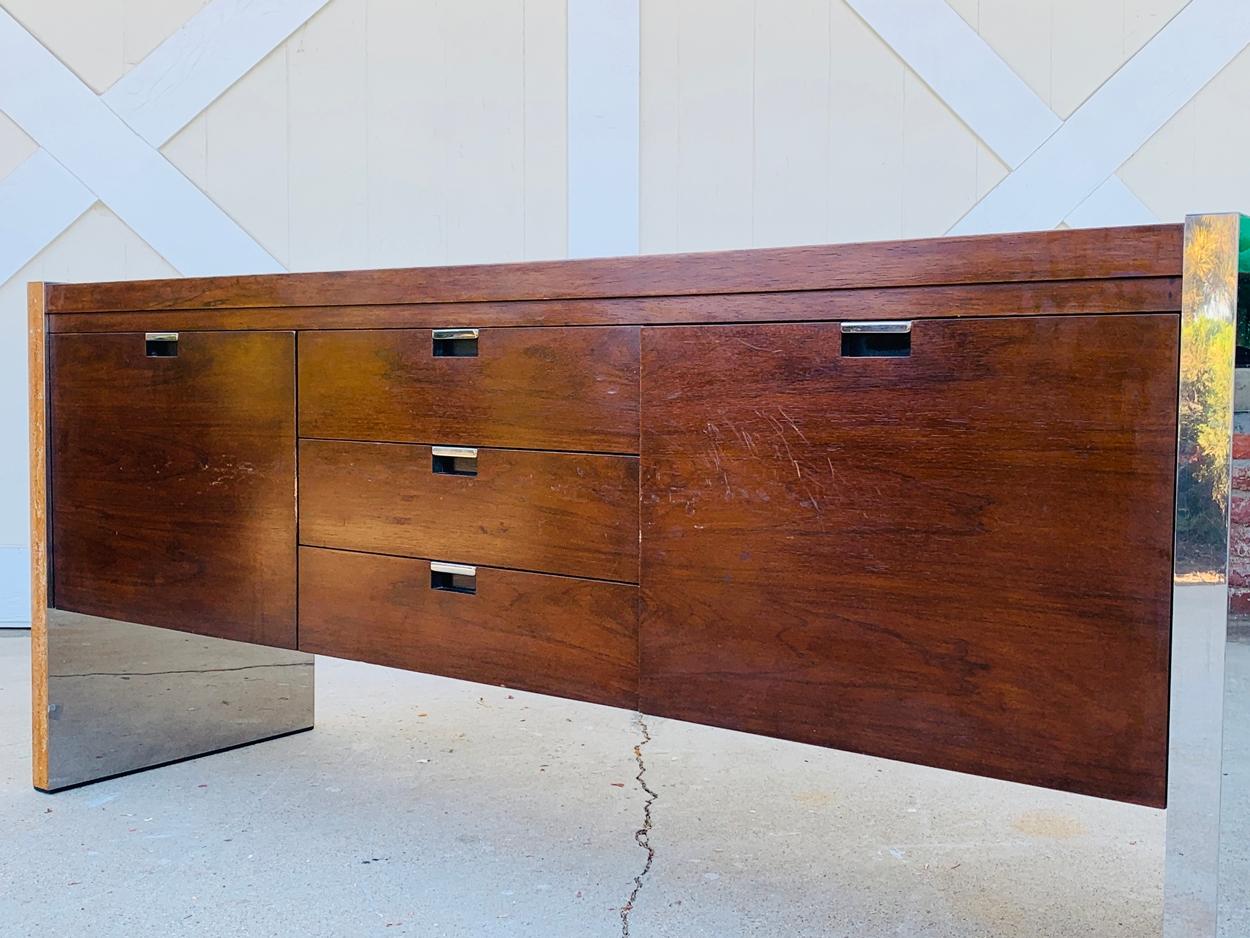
[29,215,1250,936]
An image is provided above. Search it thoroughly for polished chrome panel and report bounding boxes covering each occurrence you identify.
[431,328,479,341]
[143,332,179,342]
[1164,213,1249,937]
[840,320,912,334]
[431,445,478,459]
[430,561,476,577]
[40,608,313,791]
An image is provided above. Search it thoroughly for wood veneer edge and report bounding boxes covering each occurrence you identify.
[28,281,48,791]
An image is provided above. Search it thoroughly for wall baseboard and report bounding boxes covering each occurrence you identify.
[0,545,29,627]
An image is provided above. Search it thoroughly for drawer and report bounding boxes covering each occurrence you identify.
[299,440,639,582]
[298,326,640,453]
[298,547,638,708]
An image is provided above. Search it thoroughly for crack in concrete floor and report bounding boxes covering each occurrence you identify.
[620,714,657,937]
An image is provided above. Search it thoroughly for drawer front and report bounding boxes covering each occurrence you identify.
[298,326,640,453]
[299,547,638,708]
[300,440,639,582]
[49,331,297,648]
[640,314,1178,807]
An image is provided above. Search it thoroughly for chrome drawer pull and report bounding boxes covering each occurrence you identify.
[840,320,912,334]
[430,561,477,594]
[144,332,179,358]
[431,446,478,476]
[840,320,911,358]
[432,328,479,357]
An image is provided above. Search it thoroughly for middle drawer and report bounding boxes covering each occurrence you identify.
[299,439,640,582]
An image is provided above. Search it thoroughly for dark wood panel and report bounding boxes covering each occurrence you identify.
[49,332,296,648]
[46,277,1181,333]
[45,224,1182,312]
[299,547,638,709]
[299,326,640,453]
[639,315,1178,806]
[300,440,639,582]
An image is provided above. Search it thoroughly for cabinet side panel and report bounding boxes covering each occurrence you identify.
[29,282,49,790]
[640,314,1178,806]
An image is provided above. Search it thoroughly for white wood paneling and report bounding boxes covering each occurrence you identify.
[954,0,1250,234]
[524,0,568,260]
[287,0,368,271]
[846,0,1059,167]
[753,0,830,249]
[568,0,638,257]
[1120,46,1250,222]
[442,1,526,265]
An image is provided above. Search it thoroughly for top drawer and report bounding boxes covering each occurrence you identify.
[299,326,640,453]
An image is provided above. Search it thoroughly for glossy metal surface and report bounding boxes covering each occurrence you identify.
[1164,213,1249,936]
[431,445,478,460]
[40,608,313,792]
[839,319,913,334]
[430,561,476,577]
[431,328,479,341]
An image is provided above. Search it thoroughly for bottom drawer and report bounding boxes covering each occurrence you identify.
[298,547,638,708]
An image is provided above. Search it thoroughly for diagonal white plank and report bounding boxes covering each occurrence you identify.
[845,0,1155,228]
[0,7,279,277]
[107,0,331,147]
[952,0,1250,234]
[0,0,329,284]
[844,0,1059,169]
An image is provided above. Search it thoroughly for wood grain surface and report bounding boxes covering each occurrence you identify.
[639,314,1179,806]
[299,327,640,454]
[46,277,1180,333]
[28,283,49,790]
[299,440,640,582]
[49,332,297,648]
[299,547,639,708]
[45,224,1182,312]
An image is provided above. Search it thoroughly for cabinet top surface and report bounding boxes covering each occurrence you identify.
[38,223,1183,318]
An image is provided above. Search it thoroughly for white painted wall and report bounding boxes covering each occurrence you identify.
[2,0,1250,624]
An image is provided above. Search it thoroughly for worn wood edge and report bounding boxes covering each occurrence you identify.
[45,277,1182,333]
[28,281,48,791]
[44,224,1184,313]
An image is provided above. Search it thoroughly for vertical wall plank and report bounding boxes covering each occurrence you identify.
[673,0,754,251]
[287,0,368,271]
[827,0,904,243]
[752,0,830,248]
[203,46,289,266]
[365,0,447,267]
[442,2,526,264]
[523,0,568,260]
[639,0,680,254]
[901,71,985,237]
[568,0,639,257]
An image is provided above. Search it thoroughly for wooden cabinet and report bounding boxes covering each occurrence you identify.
[298,326,640,453]
[37,223,1189,806]
[48,331,297,648]
[300,440,639,582]
[638,315,1178,806]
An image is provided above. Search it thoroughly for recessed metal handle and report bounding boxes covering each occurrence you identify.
[840,320,912,358]
[432,328,479,357]
[431,446,478,476]
[840,321,912,334]
[145,332,179,357]
[430,561,476,594]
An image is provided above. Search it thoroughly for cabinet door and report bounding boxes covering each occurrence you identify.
[49,332,296,648]
[640,315,1178,806]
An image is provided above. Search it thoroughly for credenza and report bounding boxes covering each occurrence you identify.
[29,214,1249,936]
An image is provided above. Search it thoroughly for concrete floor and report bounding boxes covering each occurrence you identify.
[0,630,1163,937]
